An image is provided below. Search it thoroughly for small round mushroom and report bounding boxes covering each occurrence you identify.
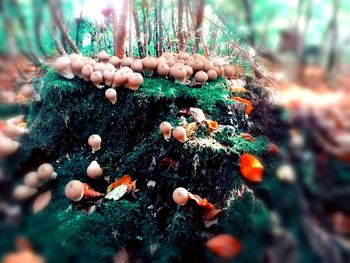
[170,65,187,83]
[87,160,103,179]
[172,126,188,143]
[97,51,110,63]
[130,60,143,73]
[120,66,133,76]
[125,73,144,91]
[109,56,121,68]
[0,136,19,157]
[90,71,104,88]
[192,60,204,73]
[68,53,82,62]
[194,71,208,84]
[64,180,85,202]
[70,58,85,78]
[53,56,74,79]
[207,69,218,81]
[177,51,189,60]
[103,69,115,86]
[13,185,37,201]
[142,56,157,76]
[105,63,116,71]
[83,57,97,66]
[112,70,128,88]
[184,65,193,78]
[166,58,176,67]
[81,64,94,81]
[3,122,29,139]
[37,163,57,181]
[32,191,52,213]
[203,62,214,72]
[19,84,37,99]
[223,65,235,79]
[24,172,42,188]
[213,66,223,76]
[121,57,134,67]
[159,121,172,140]
[105,88,117,104]
[93,62,106,73]
[172,187,189,205]
[156,62,170,77]
[88,134,102,153]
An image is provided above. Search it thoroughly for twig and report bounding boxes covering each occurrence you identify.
[204,16,278,89]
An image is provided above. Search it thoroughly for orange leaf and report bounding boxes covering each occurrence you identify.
[107,175,132,193]
[239,153,263,182]
[240,133,255,141]
[206,120,219,132]
[206,234,242,258]
[188,193,215,210]
[203,208,222,220]
[232,97,253,114]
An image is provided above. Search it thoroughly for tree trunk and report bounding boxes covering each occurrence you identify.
[32,0,46,55]
[75,4,84,48]
[193,0,205,53]
[178,0,184,51]
[115,0,129,58]
[133,10,144,57]
[327,0,339,71]
[154,0,159,56]
[48,0,80,54]
[158,0,164,55]
[242,0,255,47]
[129,0,133,57]
[112,3,119,55]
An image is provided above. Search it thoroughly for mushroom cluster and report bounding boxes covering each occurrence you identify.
[53,51,240,90]
[13,163,56,213]
[53,51,144,93]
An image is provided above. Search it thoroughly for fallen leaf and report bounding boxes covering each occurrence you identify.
[240,153,263,182]
[206,234,242,258]
[240,133,255,141]
[232,97,253,114]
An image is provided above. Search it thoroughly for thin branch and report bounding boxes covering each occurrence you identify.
[204,16,278,89]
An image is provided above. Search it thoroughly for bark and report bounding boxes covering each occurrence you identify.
[50,25,67,56]
[158,0,164,55]
[142,0,150,55]
[48,0,80,54]
[178,0,185,51]
[327,0,339,71]
[112,3,119,55]
[133,10,144,57]
[242,0,256,47]
[75,3,84,48]
[129,0,133,57]
[154,0,159,56]
[115,0,129,58]
[193,0,205,53]
[32,0,46,55]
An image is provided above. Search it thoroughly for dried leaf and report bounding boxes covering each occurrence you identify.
[240,153,263,182]
[105,185,128,200]
[240,133,255,141]
[189,107,206,122]
[206,234,242,258]
[232,97,253,114]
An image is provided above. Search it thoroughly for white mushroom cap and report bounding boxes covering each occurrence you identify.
[37,163,56,180]
[97,51,110,63]
[131,60,144,73]
[112,70,128,88]
[64,180,85,202]
[81,64,94,81]
[88,134,102,153]
[172,126,188,143]
[68,53,83,62]
[53,56,74,79]
[71,58,85,76]
[3,122,29,139]
[24,172,43,188]
[0,135,19,157]
[172,187,189,205]
[159,121,172,139]
[105,88,117,104]
[109,56,121,68]
[103,69,115,86]
[121,57,134,67]
[83,57,97,66]
[125,73,144,91]
[86,160,103,179]
[19,84,35,98]
[13,185,37,201]
[90,71,104,89]
[93,62,106,73]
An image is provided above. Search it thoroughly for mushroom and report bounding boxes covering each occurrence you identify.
[156,63,170,77]
[121,57,133,67]
[109,56,121,68]
[112,70,128,88]
[192,60,204,73]
[93,62,106,73]
[19,84,40,101]
[103,69,115,86]
[172,187,189,205]
[213,66,223,76]
[159,121,172,140]
[166,58,176,67]
[13,185,37,201]
[24,172,42,188]
[177,52,189,60]
[172,126,188,143]
[53,56,74,79]
[170,65,187,83]
[33,191,52,213]
[68,53,82,62]
[83,57,97,66]
[105,88,117,104]
[70,58,85,78]
[142,56,157,76]
[207,69,218,81]
[184,65,193,78]
[120,66,133,76]
[3,122,29,139]
[194,71,208,84]
[87,160,103,179]
[125,73,144,91]
[81,64,94,81]
[37,163,57,181]
[105,63,116,71]
[64,180,104,202]
[131,60,143,73]
[0,135,19,157]
[203,62,214,72]
[88,134,102,153]
[97,51,110,63]
[223,65,235,79]
[90,71,104,88]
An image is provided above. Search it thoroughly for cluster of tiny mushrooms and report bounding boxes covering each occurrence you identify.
[11,51,241,207]
[53,51,238,104]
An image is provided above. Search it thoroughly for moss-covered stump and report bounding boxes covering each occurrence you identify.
[1,71,341,263]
